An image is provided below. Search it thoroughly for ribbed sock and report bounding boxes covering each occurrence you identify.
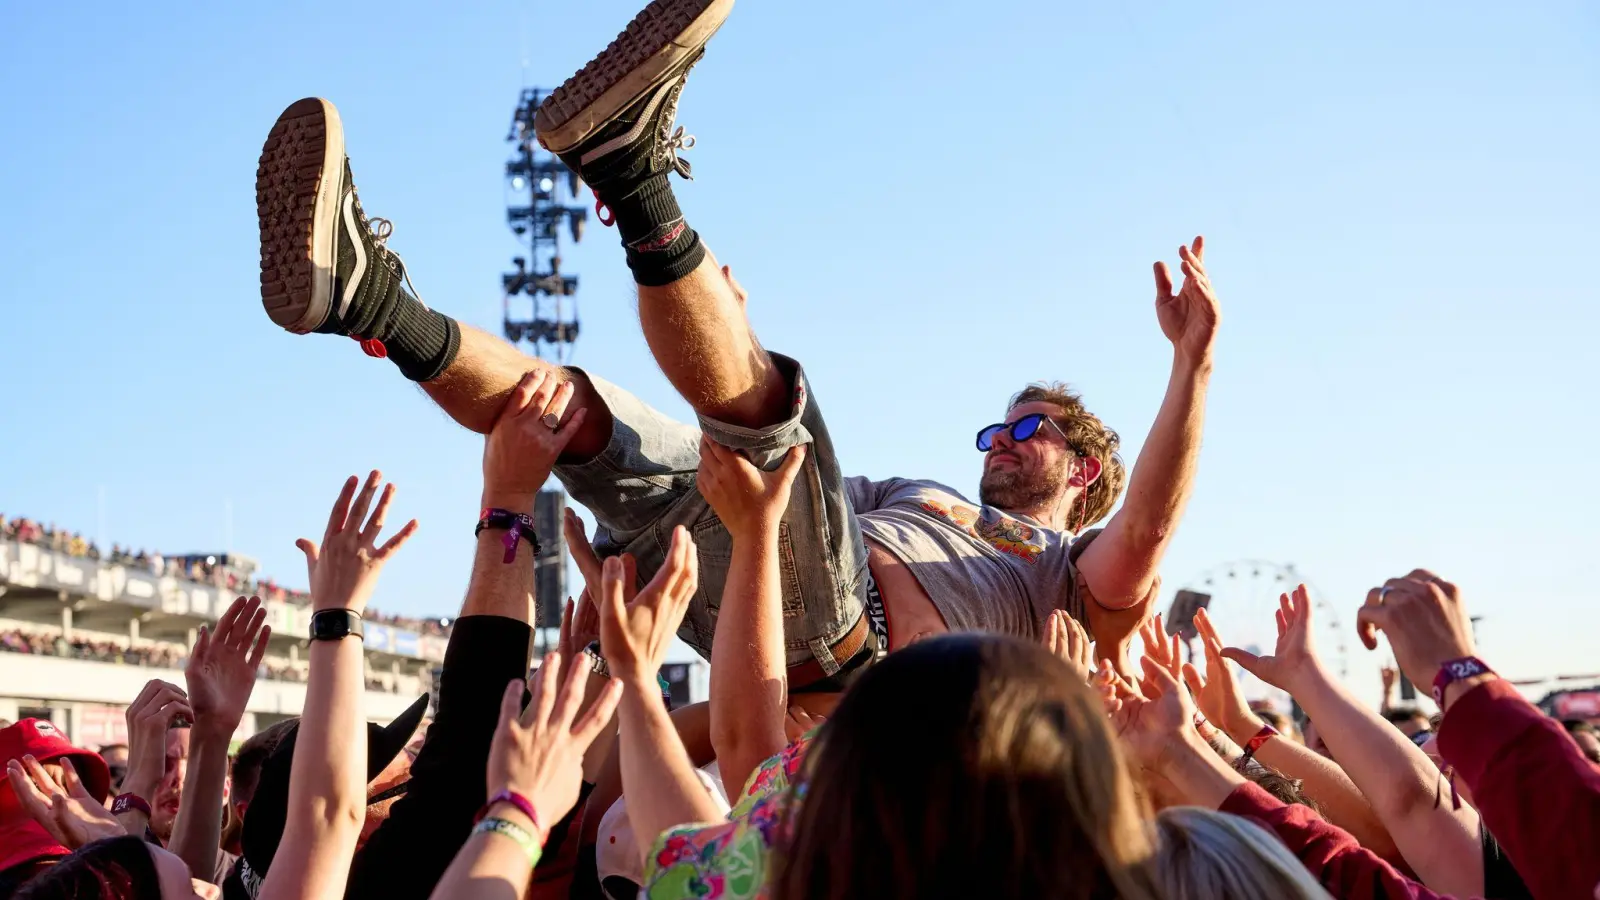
[377,291,461,382]
[605,175,705,287]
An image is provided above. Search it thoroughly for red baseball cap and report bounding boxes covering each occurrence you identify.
[0,718,113,802]
[0,719,112,873]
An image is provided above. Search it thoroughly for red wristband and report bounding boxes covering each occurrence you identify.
[1432,656,1494,705]
[1236,723,1278,768]
[111,793,151,818]
[478,789,542,837]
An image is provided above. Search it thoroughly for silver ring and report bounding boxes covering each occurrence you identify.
[541,413,560,430]
[1378,586,1392,601]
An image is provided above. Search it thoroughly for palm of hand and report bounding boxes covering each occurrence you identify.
[189,652,249,721]
[1113,694,1185,769]
[1157,283,1217,355]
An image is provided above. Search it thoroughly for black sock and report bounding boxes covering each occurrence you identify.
[374,289,461,382]
[605,175,705,287]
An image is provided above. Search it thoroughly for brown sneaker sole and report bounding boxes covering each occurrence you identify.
[533,0,733,154]
[257,97,345,333]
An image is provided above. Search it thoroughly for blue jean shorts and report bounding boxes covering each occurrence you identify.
[554,354,871,683]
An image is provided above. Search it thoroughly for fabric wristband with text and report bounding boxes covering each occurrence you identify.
[473,817,543,867]
[111,793,151,817]
[1431,656,1494,705]
[476,508,541,563]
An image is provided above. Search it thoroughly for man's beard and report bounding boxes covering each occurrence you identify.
[979,459,1068,514]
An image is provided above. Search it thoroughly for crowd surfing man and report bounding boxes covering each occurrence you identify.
[253,0,1219,685]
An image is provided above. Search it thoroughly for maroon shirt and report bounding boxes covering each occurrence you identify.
[1220,678,1600,900]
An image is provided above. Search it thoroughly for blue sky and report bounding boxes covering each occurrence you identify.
[2,1,1596,693]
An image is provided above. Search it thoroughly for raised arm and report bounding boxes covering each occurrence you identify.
[602,530,726,861]
[1360,569,1600,900]
[427,652,620,900]
[1075,236,1218,610]
[698,438,808,793]
[347,368,585,900]
[1111,655,1443,900]
[1224,585,1481,896]
[1182,608,1400,864]
[170,594,271,880]
[117,678,192,838]
[261,472,417,900]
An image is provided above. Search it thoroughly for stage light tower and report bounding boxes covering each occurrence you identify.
[502,87,588,362]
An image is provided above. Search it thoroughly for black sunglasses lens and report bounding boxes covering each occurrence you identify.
[977,424,1004,452]
[1012,415,1044,442]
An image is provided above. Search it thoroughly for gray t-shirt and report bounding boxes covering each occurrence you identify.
[846,477,1090,640]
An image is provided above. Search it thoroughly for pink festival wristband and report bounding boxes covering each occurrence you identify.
[478,789,543,838]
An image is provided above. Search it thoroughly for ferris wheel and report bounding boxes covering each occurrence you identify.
[1167,560,1348,702]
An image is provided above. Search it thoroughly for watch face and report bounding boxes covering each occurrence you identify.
[311,610,361,640]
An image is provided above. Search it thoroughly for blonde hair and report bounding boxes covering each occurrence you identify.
[1153,807,1332,900]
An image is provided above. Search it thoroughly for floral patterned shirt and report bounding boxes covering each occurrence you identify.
[641,732,814,900]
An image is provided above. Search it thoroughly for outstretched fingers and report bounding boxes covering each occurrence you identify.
[324,476,359,542]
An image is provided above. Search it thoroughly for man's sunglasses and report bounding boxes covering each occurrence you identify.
[975,413,1078,454]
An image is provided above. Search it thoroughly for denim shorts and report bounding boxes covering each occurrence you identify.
[554,354,870,681]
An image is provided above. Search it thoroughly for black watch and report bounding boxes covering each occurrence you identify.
[309,609,365,642]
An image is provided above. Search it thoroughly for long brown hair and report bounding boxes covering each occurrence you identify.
[772,634,1160,900]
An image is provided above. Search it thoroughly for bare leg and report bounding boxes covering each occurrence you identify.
[636,251,791,430]
[420,322,612,461]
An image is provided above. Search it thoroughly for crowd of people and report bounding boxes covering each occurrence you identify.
[0,520,448,638]
[2,2,1597,898]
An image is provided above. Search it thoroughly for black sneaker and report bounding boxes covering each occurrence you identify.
[533,0,733,196]
[256,97,416,342]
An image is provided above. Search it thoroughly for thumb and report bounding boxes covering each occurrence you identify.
[1355,606,1388,651]
[1154,260,1175,301]
[1219,647,1265,678]
[1181,662,1205,698]
[774,444,808,488]
[295,538,319,569]
[497,678,523,733]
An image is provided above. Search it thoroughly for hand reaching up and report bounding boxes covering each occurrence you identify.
[296,471,418,614]
[1154,235,1220,365]
[1045,610,1094,682]
[482,369,589,508]
[1181,608,1266,744]
[1110,657,1198,772]
[6,755,124,849]
[1355,569,1479,703]
[560,509,612,657]
[599,526,698,689]
[696,438,807,542]
[186,595,271,738]
[123,679,192,803]
[1138,613,1183,682]
[1216,585,1326,696]
[486,655,622,837]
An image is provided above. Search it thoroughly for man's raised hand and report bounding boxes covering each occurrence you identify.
[1355,569,1479,702]
[1181,609,1266,745]
[122,678,191,805]
[295,471,417,614]
[186,595,271,738]
[1154,235,1220,366]
[1046,609,1095,683]
[1215,585,1326,696]
[696,438,807,542]
[6,755,125,849]
[598,526,697,689]
[483,369,588,508]
[487,656,621,836]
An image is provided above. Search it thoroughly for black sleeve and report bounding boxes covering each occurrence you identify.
[344,615,532,900]
[1481,826,1535,900]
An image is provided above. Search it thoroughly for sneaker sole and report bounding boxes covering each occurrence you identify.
[257,97,346,333]
[533,0,733,153]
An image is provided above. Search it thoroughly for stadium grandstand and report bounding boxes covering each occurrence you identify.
[0,512,444,744]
